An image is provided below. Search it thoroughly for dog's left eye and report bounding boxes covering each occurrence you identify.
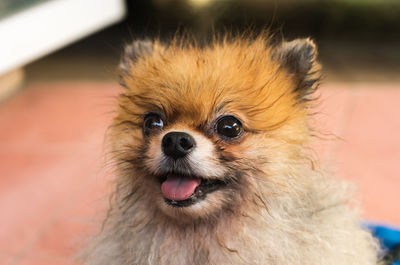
[215,116,243,139]
[143,113,164,136]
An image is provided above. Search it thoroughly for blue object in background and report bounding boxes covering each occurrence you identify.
[366,223,400,265]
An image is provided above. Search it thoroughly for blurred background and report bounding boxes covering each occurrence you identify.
[0,0,399,264]
[9,0,400,83]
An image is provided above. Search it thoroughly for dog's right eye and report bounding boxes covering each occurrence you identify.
[143,113,164,136]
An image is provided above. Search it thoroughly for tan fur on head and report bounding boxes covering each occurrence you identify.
[83,34,378,265]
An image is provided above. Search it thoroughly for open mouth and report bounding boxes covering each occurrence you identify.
[159,173,227,207]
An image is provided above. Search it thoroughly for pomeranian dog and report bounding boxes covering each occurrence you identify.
[84,34,378,265]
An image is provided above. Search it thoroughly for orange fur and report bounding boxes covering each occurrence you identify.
[83,34,378,265]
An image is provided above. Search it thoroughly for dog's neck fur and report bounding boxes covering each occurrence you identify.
[84,168,377,265]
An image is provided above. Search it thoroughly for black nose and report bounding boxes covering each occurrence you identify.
[162,132,195,159]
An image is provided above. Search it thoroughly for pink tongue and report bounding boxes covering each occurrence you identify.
[161,174,201,201]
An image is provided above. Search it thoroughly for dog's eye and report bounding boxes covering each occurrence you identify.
[143,113,164,136]
[216,116,243,139]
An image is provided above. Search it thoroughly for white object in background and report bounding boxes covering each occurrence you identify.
[0,0,126,76]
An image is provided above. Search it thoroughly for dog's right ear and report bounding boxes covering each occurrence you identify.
[273,38,321,101]
[119,40,155,75]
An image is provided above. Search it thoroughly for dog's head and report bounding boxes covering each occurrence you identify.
[111,36,320,222]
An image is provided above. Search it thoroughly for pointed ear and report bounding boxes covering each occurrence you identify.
[119,40,154,75]
[274,38,321,100]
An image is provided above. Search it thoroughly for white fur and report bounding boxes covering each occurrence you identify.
[146,128,226,178]
[83,156,378,265]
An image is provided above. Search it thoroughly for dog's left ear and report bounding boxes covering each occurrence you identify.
[274,38,320,100]
[119,40,154,75]
[118,40,166,87]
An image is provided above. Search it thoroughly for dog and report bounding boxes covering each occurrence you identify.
[83,34,378,265]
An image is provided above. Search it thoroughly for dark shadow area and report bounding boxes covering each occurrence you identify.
[26,0,400,82]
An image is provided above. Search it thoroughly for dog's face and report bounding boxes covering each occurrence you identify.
[112,36,320,222]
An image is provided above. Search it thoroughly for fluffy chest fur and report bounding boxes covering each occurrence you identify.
[85,168,376,265]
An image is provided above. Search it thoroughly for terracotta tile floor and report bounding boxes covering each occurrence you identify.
[0,82,399,264]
